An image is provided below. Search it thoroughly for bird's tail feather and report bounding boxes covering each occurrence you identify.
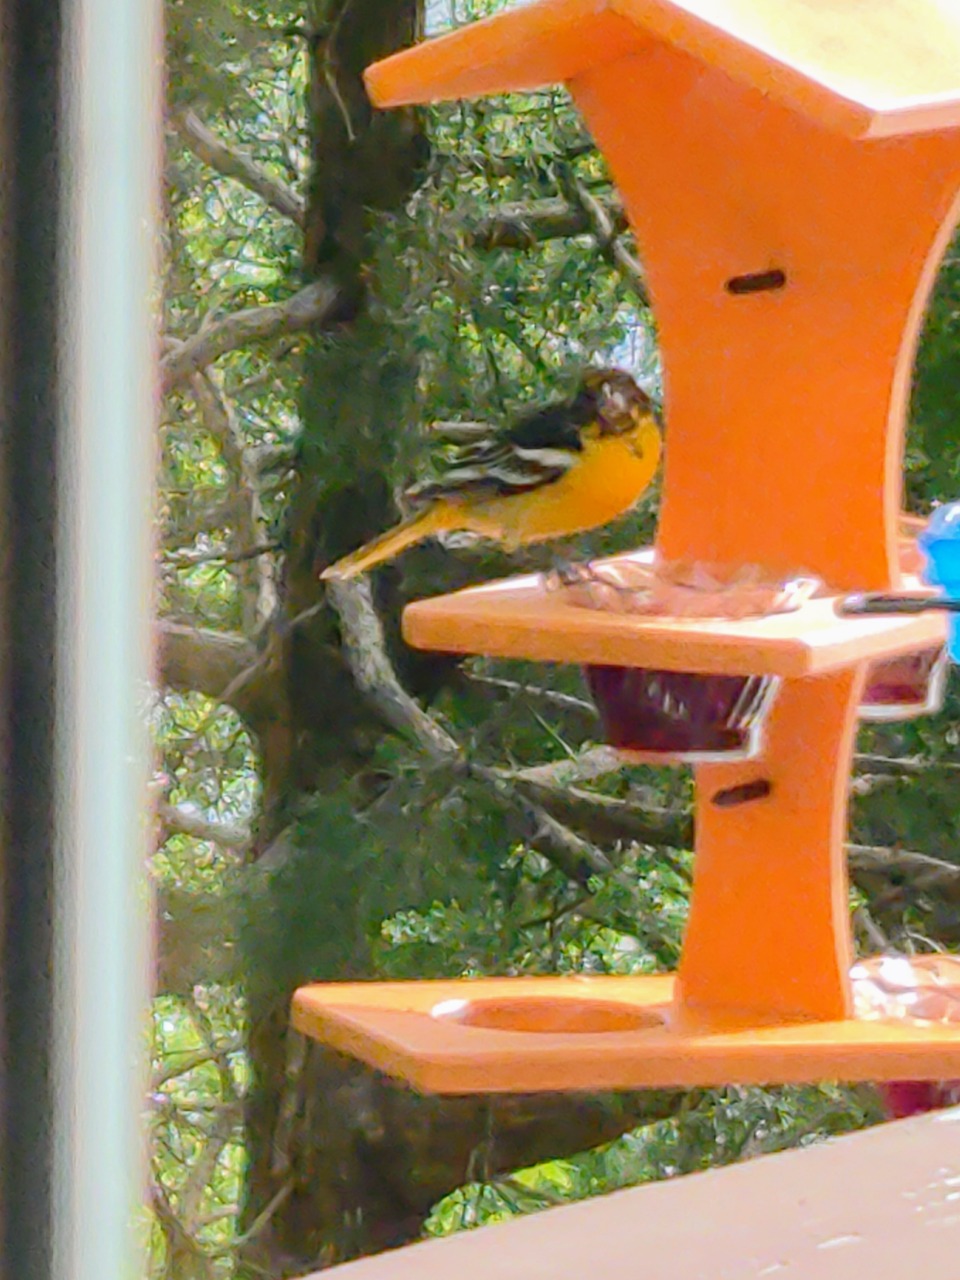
[320,504,457,580]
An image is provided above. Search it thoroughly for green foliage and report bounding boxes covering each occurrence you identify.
[240,792,384,997]
[907,245,960,505]
[426,1083,883,1235]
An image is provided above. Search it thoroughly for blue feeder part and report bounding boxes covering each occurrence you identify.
[918,501,960,661]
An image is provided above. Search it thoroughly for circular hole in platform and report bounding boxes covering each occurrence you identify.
[430,997,662,1034]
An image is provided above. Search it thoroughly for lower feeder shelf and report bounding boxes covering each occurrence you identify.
[291,974,960,1095]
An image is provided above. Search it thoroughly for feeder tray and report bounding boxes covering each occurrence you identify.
[292,963,960,1095]
[294,0,960,1092]
[401,551,946,678]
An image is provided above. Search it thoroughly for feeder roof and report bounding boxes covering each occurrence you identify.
[365,0,960,138]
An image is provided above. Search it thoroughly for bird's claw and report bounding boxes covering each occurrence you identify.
[550,556,594,588]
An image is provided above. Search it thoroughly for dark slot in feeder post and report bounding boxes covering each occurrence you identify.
[711,778,773,807]
[725,269,787,295]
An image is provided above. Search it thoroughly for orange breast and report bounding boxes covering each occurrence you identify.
[466,424,661,547]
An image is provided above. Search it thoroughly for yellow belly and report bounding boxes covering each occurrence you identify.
[463,425,661,547]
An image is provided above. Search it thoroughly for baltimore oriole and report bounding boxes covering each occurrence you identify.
[320,368,662,581]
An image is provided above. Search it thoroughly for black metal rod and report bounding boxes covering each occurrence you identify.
[0,4,63,1277]
[838,592,960,616]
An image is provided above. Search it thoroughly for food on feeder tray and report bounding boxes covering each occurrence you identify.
[549,555,822,618]
[852,954,960,1118]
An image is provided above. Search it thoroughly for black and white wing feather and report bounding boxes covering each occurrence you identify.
[408,400,586,507]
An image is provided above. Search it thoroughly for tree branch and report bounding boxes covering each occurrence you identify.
[569,179,649,305]
[505,747,626,788]
[150,1180,217,1280]
[161,280,339,392]
[465,671,597,718]
[174,109,305,228]
[152,1037,244,1091]
[848,844,960,898]
[467,195,627,251]
[324,578,612,882]
[158,620,257,700]
[518,783,693,863]
[854,753,960,776]
[324,578,460,763]
[157,801,252,852]
[164,541,281,567]
[179,372,282,631]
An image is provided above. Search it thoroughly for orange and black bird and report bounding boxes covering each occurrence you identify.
[320,367,662,580]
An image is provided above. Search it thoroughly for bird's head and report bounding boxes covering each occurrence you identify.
[580,367,658,436]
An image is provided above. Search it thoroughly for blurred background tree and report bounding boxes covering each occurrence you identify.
[151,0,960,1275]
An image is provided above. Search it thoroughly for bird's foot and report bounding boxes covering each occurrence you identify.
[548,553,594,589]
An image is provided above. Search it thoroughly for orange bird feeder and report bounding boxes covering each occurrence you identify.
[293,0,960,1093]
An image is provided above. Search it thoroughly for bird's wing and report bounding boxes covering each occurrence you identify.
[408,398,586,506]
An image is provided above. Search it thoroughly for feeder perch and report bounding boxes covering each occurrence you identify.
[294,0,960,1092]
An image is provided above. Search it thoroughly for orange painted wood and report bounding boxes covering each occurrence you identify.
[291,974,960,1094]
[366,0,647,105]
[309,1106,960,1280]
[365,0,960,139]
[402,552,947,675]
[679,671,862,1022]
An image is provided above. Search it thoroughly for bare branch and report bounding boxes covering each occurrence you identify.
[518,783,693,868]
[150,1180,217,1280]
[854,753,960,776]
[852,904,890,953]
[152,1037,244,1091]
[436,138,598,180]
[231,1181,294,1248]
[179,1116,238,1226]
[157,620,258,703]
[466,671,597,717]
[189,372,280,628]
[157,801,252,852]
[161,280,339,392]
[174,109,305,228]
[468,195,627,251]
[164,541,281,567]
[848,844,960,897]
[505,746,626,788]
[523,803,613,881]
[570,179,650,305]
[324,578,460,763]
